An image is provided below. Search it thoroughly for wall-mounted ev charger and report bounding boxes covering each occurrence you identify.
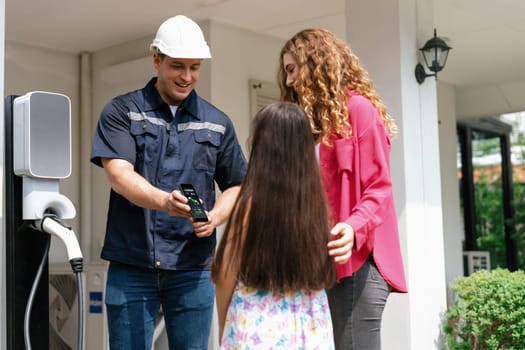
[13,91,76,220]
[10,91,84,350]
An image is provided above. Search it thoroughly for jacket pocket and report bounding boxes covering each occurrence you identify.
[130,120,160,165]
[192,129,221,171]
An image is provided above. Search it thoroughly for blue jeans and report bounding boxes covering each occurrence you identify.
[105,262,215,350]
[327,257,391,350]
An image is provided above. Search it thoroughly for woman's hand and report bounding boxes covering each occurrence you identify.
[327,222,354,264]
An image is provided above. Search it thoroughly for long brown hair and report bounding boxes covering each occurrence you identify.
[277,28,398,144]
[212,102,335,293]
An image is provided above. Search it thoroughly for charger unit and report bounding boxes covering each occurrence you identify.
[13,91,71,179]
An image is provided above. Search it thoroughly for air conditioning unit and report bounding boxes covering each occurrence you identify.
[463,251,491,276]
[49,267,79,349]
[49,263,108,350]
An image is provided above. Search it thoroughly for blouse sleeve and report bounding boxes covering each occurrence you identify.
[345,96,393,251]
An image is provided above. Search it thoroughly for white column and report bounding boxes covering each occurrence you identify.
[0,0,6,348]
[80,51,93,263]
[346,0,448,349]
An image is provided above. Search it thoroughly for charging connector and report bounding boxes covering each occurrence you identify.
[34,215,83,272]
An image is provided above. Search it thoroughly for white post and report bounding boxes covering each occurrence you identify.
[0,0,6,348]
[346,0,448,348]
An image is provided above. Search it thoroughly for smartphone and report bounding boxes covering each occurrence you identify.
[179,183,209,222]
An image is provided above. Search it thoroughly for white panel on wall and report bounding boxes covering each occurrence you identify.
[249,79,279,119]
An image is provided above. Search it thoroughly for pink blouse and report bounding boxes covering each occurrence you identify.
[319,92,407,293]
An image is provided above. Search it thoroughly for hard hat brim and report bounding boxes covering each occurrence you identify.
[150,42,212,59]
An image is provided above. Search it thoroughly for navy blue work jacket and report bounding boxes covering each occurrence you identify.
[91,78,247,270]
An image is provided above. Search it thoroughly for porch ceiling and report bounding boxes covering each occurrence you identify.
[5,0,525,91]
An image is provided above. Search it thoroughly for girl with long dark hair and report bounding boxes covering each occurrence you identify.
[212,102,336,349]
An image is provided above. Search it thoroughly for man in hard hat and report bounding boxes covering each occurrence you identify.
[90,15,247,349]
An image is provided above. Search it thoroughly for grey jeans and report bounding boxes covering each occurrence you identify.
[327,257,391,350]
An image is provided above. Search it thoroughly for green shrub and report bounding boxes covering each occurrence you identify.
[443,268,525,349]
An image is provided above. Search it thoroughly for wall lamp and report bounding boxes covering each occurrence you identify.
[415,29,452,84]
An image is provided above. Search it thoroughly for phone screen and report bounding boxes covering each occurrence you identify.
[179,184,209,222]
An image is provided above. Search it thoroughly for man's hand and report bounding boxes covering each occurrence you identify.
[165,189,193,218]
[191,211,216,238]
[172,190,215,237]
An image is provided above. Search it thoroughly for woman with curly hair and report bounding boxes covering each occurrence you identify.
[278,28,408,350]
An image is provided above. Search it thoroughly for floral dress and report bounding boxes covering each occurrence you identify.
[220,283,335,349]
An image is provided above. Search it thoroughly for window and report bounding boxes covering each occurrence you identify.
[249,79,279,118]
[457,117,517,271]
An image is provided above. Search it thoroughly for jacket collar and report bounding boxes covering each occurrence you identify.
[143,77,201,120]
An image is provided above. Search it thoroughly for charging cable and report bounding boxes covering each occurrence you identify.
[23,232,51,350]
[24,214,84,350]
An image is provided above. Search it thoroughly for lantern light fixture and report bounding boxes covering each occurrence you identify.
[415,28,452,84]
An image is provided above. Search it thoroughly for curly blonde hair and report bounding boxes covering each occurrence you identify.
[278,28,398,144]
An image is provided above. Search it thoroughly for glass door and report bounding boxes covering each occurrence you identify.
[457,118,517,271]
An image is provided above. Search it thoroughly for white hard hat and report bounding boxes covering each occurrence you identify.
[150,15,212,59]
